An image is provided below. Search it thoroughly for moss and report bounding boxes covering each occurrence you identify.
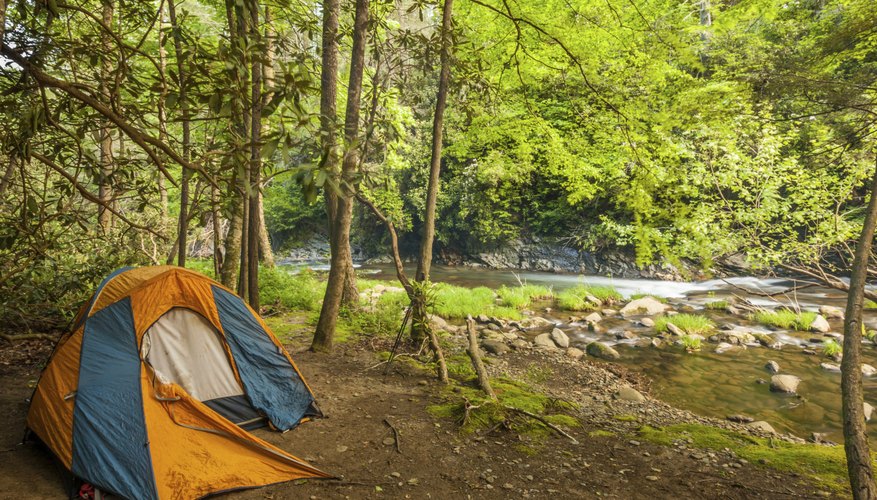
[639,423,864,492]
[704,300,729,310]
[497,284,553,309]
[557,285,622,311]
[588,429,616,438]
[753,309,817,331]
[262,312,312,341]
[654,314,715,335]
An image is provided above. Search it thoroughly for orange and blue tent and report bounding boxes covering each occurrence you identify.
[26,266,331,499]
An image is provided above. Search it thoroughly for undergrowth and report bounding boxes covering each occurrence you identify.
[433,283,521,319]
[496,284,553,309]
[556,285,622,311]
[654,314,714,335]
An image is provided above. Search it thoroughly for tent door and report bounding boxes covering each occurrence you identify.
[142,307,265,429]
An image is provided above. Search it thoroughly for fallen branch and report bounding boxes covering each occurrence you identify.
[383,418,402,454]
[0,333,57,342]
[505,406,579,444]
[465,316,496,399]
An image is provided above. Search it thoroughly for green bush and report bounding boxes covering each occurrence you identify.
[654,314,714,335]
[556,285,622,311]
[343,290,409,337]
[753,309,817,331]
[497,284,553,309]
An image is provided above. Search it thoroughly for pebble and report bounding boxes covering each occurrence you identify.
[382,437,396,446]
[336,445,348,453]
[645,475,659,481]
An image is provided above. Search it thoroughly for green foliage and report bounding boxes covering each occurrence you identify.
[258,268,325,313]
[753,310,817,331]
[654,314,715,335]
[630,293,668,303]
[432,283,521,319]
[680,335,703,352]
[556,285,622,311]
[342,290,409,338]
[496,284,553,309]
[639,423,865,492]
[823,339,842,358]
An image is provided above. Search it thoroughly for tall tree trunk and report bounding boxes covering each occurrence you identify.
[97,0,114,231]
[412,0,453,340]
[168,0,192,267]
[211,183,223,278]
[415,0,453,283]
[312,0,368,352]
[842,163,877,500]
[258,7,275,269]
[155,4,170,223]
[221,202,242,288]
[246,0,262,308]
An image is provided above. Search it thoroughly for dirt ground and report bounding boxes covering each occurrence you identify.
[0,332,837,499]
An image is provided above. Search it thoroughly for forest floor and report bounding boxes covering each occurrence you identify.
[0,315,843,499]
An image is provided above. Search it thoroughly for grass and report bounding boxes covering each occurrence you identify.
[680,334,703,351]
[433,283,521,319]
[259,267,326,312]
[630,293,668,303]
[753,309,817,331]
[639,423,867,493]
[704,300,729,310]
[556,284,622,311]
[496,284,553,309]
[342,289,409,338]
[654,314,715,335]
[823,339,842,358]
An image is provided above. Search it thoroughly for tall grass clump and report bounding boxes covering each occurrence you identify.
[497,284,553,309]
[259,267,326,312]
[753,309,817,331]
[433,283,521,319]
[704,300,729,310]
[654,314,714,335]
[344,289,409,337]
[556,285,622,311]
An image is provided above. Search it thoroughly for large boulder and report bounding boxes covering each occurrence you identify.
[620,297,669,317]
[550,328,570,348]
[810,315,830,333]
[481,340,510,356]
[747,421,777,434]
[534,333,558,349]
[819,305,844,320]
[584,312,602,324]
[820,362,841,373]
[587,342,620,360]
[566,347,585,360]
[616,386,646,403]
[770,374,801,394]
[712,330,756,345]
[523,316,555,329]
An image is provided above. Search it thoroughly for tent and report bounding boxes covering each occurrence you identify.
[26,266,331,499]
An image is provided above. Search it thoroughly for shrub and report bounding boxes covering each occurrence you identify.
[753,309,817,331]
[556,285,622,311]
[343,290,409,337]
[680,335,703,352]
[654,314,714,335]
[823,339,842,358]
[259,267,326,312]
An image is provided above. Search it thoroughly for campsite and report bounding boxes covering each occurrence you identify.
[2,0,877,498]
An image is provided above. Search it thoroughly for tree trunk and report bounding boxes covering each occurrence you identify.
[258,7,275,269]
[221,200,242,289]
[413,0,453,339]
[156,5,169,222]
[97,0,114,231]
[312,0,368,352]
[211,184,223,278]
[168,0,192,267]
[842,163,877,500]
[257,191,274,267]
[246,0,262,308]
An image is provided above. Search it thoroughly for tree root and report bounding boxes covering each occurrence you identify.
[0,333,56,342]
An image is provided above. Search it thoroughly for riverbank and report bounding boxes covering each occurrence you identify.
[0,324,843,498]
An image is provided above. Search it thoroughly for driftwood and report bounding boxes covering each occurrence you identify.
[465,316,496,400]
[383,418,402,454]
[426,325,449,384]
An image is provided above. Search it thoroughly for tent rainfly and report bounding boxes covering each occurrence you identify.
[26,266,331,499]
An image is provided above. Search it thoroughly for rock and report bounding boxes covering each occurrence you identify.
[585,294,602,307]
[665,322,684,336]
[819,305,844,320]
[650,338,662,348]
[752,333,777,348]
[523,316,555,329]
[715,342,736,354]
[602,309,618,316]
[620,297,669,316]
[820,362,841,372]
[487,323,502,331]
[639,317,656,328]
[481,340,510,356]
[764,360,780,374]
[382,437,396,446]
[865,402,874,422]
[566,347,585,360]
[616,386,645,403]
[727,414,754,423]
[429,314,449,330]
[713,330,756,345]
[770,374,801,394]
[476,314,491,324]
[810,315,830,333]
[726,305,742,315]
[864,364,877,377]
[510,339,529,350]
[587,342,620,360]
[534,333,558,349]
[747,421,777,434]
[616,330,637,340]
[550,328,570,348]
[584,312,602,323]
[809,433,834,445]
[803,349,817,355]
[587,322,603,333]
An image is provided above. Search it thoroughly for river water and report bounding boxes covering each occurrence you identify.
[288,262,877,442]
